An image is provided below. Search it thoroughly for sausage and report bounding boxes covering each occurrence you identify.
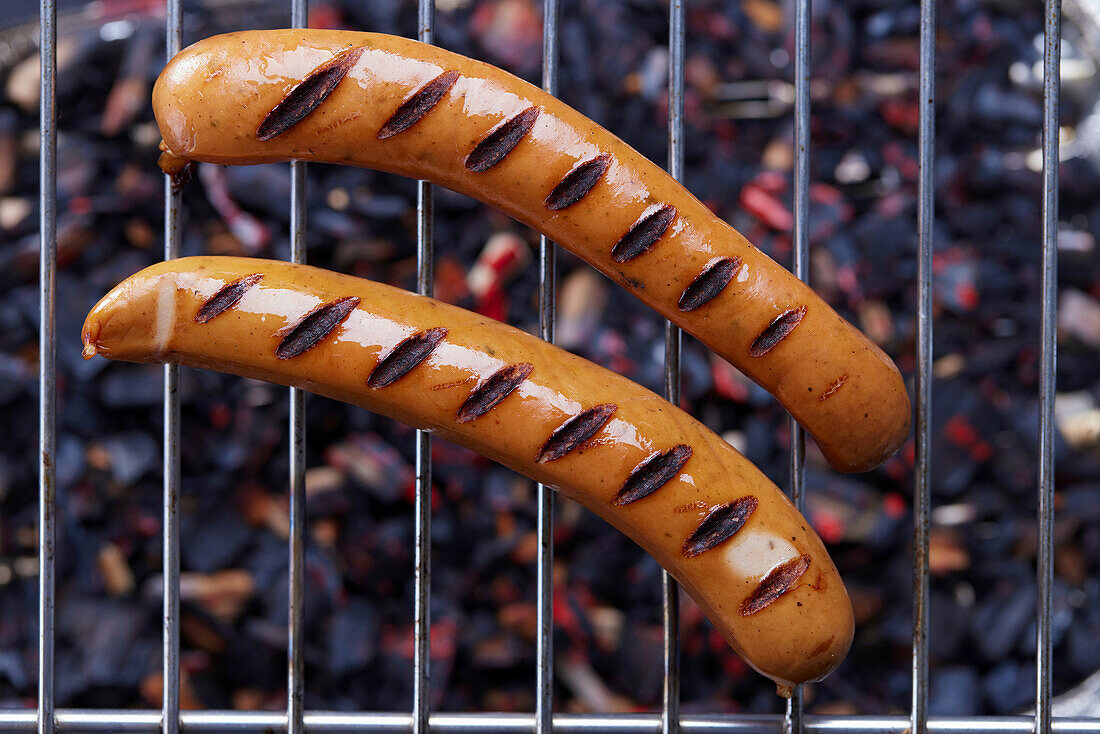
[151,29,910,474]
[82,256,854,691]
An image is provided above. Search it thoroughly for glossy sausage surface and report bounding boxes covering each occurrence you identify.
[152,29,910,473]
[82,256,854,690]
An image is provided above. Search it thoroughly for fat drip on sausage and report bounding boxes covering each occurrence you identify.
[82,256,855,691]
[152,29,911,474]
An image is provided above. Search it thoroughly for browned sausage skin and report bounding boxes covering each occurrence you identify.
[151,30,910,474]
[82,256,854,690]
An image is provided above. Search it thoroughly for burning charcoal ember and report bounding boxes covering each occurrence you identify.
[467,231,530,321]
[197,164,271,254]
[468,0,542,77]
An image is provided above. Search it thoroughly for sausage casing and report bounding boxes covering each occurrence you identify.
[82,256,854,690]
[152,29,910,473]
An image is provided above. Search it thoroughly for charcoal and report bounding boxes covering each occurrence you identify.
[100,431,158,486]
[99,365,170,408]
[930,667,982,716]
[982,661,1033,713]
[970,578,1037,662]
[328,597,380,677]
[1063,583,1100,677]
[0,0,1097,716]
[929,589,971,660]
[181,507,254,573]
[0,651,27,691]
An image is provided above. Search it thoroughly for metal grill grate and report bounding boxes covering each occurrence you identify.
[6,0,1092,731]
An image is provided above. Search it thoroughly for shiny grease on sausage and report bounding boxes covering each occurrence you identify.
[152,29,910,474]
[82,256,854,690]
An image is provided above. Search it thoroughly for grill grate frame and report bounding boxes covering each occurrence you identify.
[12,0,1082,731]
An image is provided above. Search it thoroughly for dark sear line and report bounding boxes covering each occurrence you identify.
[256,46,364,141]
[682,496,758,558]
[456,362,534,423]
[536,403,618,463]
[377,70,462,140]
[195,274,263,324]
[545,154,612,211]
[612,205,677,263]
[276,296,360,360]
[465,106,541,172]
[749,305,807,357]
[739,555,812,616]
[612,445,693,506]
[368,327,449,388]
[677,257,742,312]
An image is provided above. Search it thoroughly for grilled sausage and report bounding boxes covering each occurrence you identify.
[151,29,910,474]
[82,256,854,691]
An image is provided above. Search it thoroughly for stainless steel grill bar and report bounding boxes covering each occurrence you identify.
[662,2,684,733]
[287,2,309,733]
[786,0,811,727]
[912,0,936,727]
[413,3,436,734]
[162,5,183,734]
[37,0,57,731]
[161,3,183,734]
[1036,0,1060,730]
[1,711,1100,733]
[537,1,560,731]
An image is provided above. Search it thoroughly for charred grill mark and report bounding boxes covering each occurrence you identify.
[465,106,541,172]
[256,47,364,141]
[456,362,534,423]
[367,327,449,388]
[276,296,360,359]
[612,445,693,506]
[545,154,612,211]
[677,257,741,312]
[612,205,677,263]
[820,374,849,401]
[682,496,758,558]
[195,274,263,324]
[749,306,807,357]
[740,555,812,616]
[536,403,618,463]
[377,70,462,140]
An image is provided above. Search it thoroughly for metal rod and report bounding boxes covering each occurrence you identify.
[912,0,936,728]
[1,711,1100,734]
[786,0,811,726]
[536,0,560,729]
[161,5,183,734]
[1037,0,1060,730]
[287,4,309,734]
[37,0,57,731]
[662,3,685,734]
[414,4,436,734]
[537,1,560,732]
